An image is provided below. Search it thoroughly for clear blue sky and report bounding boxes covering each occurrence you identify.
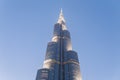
[0,0,120,80]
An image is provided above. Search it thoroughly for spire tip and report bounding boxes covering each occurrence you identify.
[61,8,62,13]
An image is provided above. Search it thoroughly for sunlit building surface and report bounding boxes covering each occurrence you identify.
[36,10,82,80]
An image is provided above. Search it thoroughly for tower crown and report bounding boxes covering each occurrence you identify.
[57,9,67,30]
[57,9,66,24]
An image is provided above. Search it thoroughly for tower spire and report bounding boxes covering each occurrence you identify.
[60,8,63,14]
[60,8,62,13]
[57,8,66,24]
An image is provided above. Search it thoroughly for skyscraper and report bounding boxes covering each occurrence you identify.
[36,10,82,80]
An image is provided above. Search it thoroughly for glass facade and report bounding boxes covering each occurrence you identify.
[36,10,82,80]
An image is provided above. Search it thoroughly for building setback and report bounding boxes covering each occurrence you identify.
[36,10,82,80]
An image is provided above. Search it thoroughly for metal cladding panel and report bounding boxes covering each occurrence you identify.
[43,42,60,80]
[63,38,72,51]
[43,63,59,79]
[45,42,58,60]
[36,68,54,80]
[43,63,59,80]
[64,51,81,80]
[65,51,79,62]
[64,63,81,80]
[62,30,70,38]
[53,23,62,37]
[43,42,59,69]
[64,64,70,80]
[64,52,67,62]
[54,64,60,80]
[69,63,81,80]
[43,61,55,70]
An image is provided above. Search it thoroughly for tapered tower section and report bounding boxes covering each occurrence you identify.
[36,10,82,80]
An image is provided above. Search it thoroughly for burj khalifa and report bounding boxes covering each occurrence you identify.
[36,10,82,80]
